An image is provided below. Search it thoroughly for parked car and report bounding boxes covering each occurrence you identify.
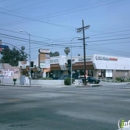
[87,76,100,84]
[78,76,100,84]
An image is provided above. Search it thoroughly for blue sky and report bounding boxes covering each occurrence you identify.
[0,0,130,60]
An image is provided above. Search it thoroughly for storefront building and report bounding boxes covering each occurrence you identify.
[50,54,130,79]
[19,54,130,79]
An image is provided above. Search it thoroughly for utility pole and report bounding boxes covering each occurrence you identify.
[77,20,90,86]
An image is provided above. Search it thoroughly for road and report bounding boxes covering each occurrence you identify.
[0,84,130,130]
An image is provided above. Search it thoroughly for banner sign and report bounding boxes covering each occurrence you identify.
[39,53,50,69]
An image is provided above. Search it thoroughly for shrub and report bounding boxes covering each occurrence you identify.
[115,77,125,82]
[115,77,120,81]
[64,78,75,85]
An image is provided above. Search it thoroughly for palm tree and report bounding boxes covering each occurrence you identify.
[64,47,70,56]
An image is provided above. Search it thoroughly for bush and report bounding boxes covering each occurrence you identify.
[115,77,121,81]
[64,78,75,85]
[115,77,123,82]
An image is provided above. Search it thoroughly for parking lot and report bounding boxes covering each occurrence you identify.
[0,84,130,130]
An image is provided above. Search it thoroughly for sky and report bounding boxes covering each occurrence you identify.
[0,0,130,60]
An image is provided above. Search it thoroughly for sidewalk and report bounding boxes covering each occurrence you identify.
[0,83,67,88]
[100,81,130,86]
[0,81,129,88]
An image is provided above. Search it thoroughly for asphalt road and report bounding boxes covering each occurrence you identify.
[0,84,130,130]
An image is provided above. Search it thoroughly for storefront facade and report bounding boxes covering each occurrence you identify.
[49,54,130,79]
[93,54,130,79]
[19,54,130,79]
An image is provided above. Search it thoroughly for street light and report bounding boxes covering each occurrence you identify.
[20,30,31,86]
[70,37,80,85]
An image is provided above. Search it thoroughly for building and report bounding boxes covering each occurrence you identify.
[19,54,130,80]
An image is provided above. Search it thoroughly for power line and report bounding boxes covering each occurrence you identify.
[87,37,130,43]
[0,0,123,27]
[1,32,130,48]
[25,44,130,58]
[89,29,130,37]
[0,10,75,29]
[0,33,51,45]
[37,0,122,20]
[9,0,50,11]
[87,40,130,46]
[86,48,130,57]
[90,33,130,39]
[0,28,51,40]
[75,46,130,57]
[1,31,130,57]
[2,40,130,58]
[87,46,130,55]
[1,31,130,46]
[1,27,130,43]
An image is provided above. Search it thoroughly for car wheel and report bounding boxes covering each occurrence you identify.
[93,81,95,84]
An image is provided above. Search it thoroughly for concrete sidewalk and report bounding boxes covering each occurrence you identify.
[73,81,130,87]
[100,81,130,86]
[0,81,130,88]
[0,83,67,88]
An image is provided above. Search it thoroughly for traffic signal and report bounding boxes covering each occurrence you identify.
[30,61,34,67]
[67,59,71,67]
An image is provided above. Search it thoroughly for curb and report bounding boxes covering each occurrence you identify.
[0,84,42,88]
[75,83,102,87]
[91,84,102,87]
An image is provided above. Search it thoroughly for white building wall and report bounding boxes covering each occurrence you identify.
[93,54,130,70]
[18,54,130,71]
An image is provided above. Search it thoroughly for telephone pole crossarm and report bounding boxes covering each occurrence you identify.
[76,25,90,33]
[78,37,89,41]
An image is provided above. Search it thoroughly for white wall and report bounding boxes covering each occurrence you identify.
[93,54,130,70]
[0,78,64,86]
[31,80,64,86]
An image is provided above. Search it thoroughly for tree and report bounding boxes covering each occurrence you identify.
[50,51,60,57]
[1,46,28,66]
[64,47,70,56]
[20,46,27,61]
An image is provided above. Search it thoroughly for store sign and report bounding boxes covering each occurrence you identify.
[40,61,50,68]
[39,53,50,68]
[78,57,92,62]
[39,49,50,54]
[95,56,118,61]
[50,59,59,64]
[38,49,50,68]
